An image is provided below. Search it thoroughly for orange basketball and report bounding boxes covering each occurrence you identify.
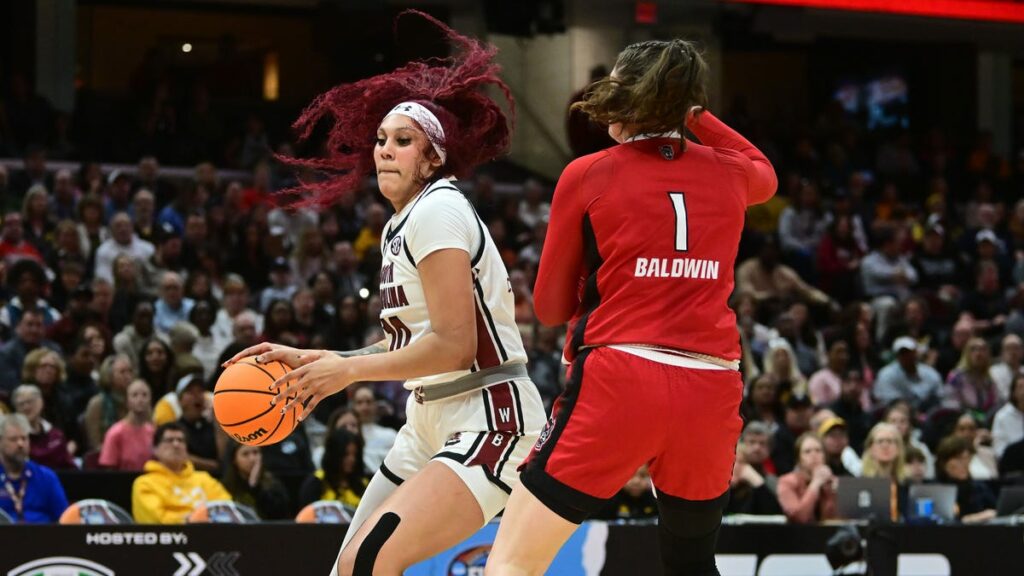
[214,356,298,446]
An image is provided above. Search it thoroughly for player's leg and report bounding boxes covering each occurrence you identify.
[486,482,579,576]
[486,348,653,576]
[650,367,743,576]
[336,460,485,576]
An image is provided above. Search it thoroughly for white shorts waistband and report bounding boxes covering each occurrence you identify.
[607,345,731,371]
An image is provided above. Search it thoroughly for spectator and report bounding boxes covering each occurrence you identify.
[989,333,1024,405]
[771,394,813,475]
[518,179,551,229]
[815,214,864,303]
[112,300,159,369]
[808,340,850,407]
[188,301,221,380]
[12,385,75,470]
[325,296,365,353]
[778,179,827,280]
[949,412,999,481]
[21,185,54,260]
[49,169,79,221]
[352,386,396,473]
[961,261,1008,338]
[0,309,62,401]
[211,274,263,347]
[64,337,99,416]
[874,336,944,413]
[153,371,213,428]
[859,422,906,484]
[330,241,367,300]
[82,354,134,451]
[260,299,302,347]
[153,271,194,336]
[861,224,917,333]
[220,442,291,520]
[75,195,109,257]
[93,212,155,284]
[762,337,807,402]
[0,258,61,331]
[108,253,147,334]
[0,413,68,523]
[934,436,997,524]
[139,337,176,398]
[727,422,782,516]
[912,221,964,299]
[103,170,134,222]
[298,428,368,509]
[131,422,230,524]
[168,322,203,382]
[291,227,329,287]
[943,337,999,415]
[352,202,387,261]
[905,446,928,485]
[777,433,838,524]
[818,416,859,476]
[992,373,1024,458]
[132,188,157,241]
[98,379,155,471]
[741,374,784,434]
[936,316,975,378]
[0,212,45,268]
[828,369,871,454]
[884,401,935,479]
[20,348,76,438]
[260,258,297,314]
[175,374,222,474]
[46,283,94,353]
[594,465,659,520]
[735,235,831,309]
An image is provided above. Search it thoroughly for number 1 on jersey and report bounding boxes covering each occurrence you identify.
[668,192,688,251]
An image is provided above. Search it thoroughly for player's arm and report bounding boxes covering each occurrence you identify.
[534,158,592,326]
[686,110,777,205]
[339,248,477,380]
[332,340,388,358]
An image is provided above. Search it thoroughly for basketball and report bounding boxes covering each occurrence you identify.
[214,356,298,446]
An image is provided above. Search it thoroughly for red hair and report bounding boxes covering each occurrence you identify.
[278,10,514,209]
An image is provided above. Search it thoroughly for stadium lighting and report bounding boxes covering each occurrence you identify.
[181,43,193,53]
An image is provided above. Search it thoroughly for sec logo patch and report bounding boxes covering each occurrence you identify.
[390,236,403,256]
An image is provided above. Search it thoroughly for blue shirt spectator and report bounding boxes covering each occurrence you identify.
[0,413,69,523]
[874,337,944,413]
[154,271,195,335]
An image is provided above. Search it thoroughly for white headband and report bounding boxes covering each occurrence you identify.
[386,102,447,164]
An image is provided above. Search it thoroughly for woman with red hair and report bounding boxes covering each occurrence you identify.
[228,12,545,575]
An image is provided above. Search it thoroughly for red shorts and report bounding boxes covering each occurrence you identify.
[520,346,743,523]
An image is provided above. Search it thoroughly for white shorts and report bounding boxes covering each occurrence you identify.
[380,378,545,522]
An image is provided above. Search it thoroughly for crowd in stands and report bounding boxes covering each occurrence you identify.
[1,74,1024,526]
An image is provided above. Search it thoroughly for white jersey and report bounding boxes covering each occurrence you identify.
[379,179,527,390]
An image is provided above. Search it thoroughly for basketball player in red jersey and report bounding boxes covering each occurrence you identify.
[486,40,777,575]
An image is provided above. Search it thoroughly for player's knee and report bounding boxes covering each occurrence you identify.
[338,512,402,576]
[656,491,727,576]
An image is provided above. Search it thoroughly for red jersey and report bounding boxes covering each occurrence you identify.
[535,112,777,362]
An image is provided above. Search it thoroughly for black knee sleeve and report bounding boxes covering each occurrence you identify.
[352,512,401,576]
[656,490,728,576]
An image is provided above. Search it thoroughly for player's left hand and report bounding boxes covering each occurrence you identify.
[270,353,355,421]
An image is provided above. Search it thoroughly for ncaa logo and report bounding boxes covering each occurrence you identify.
[447,545,490,576]
[8,557,114,576]
[390,236,403,256]
[659,145,675,160]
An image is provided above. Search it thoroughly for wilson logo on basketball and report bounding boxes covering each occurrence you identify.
[232,428,268,443]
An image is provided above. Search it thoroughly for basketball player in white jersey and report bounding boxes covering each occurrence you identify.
[227,12,545,575]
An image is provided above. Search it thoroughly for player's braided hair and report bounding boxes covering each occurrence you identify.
[572,39,708,143]
[276,10,515,210]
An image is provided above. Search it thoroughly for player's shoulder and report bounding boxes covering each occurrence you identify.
[560,148,619,187]
[416,181,473,214]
